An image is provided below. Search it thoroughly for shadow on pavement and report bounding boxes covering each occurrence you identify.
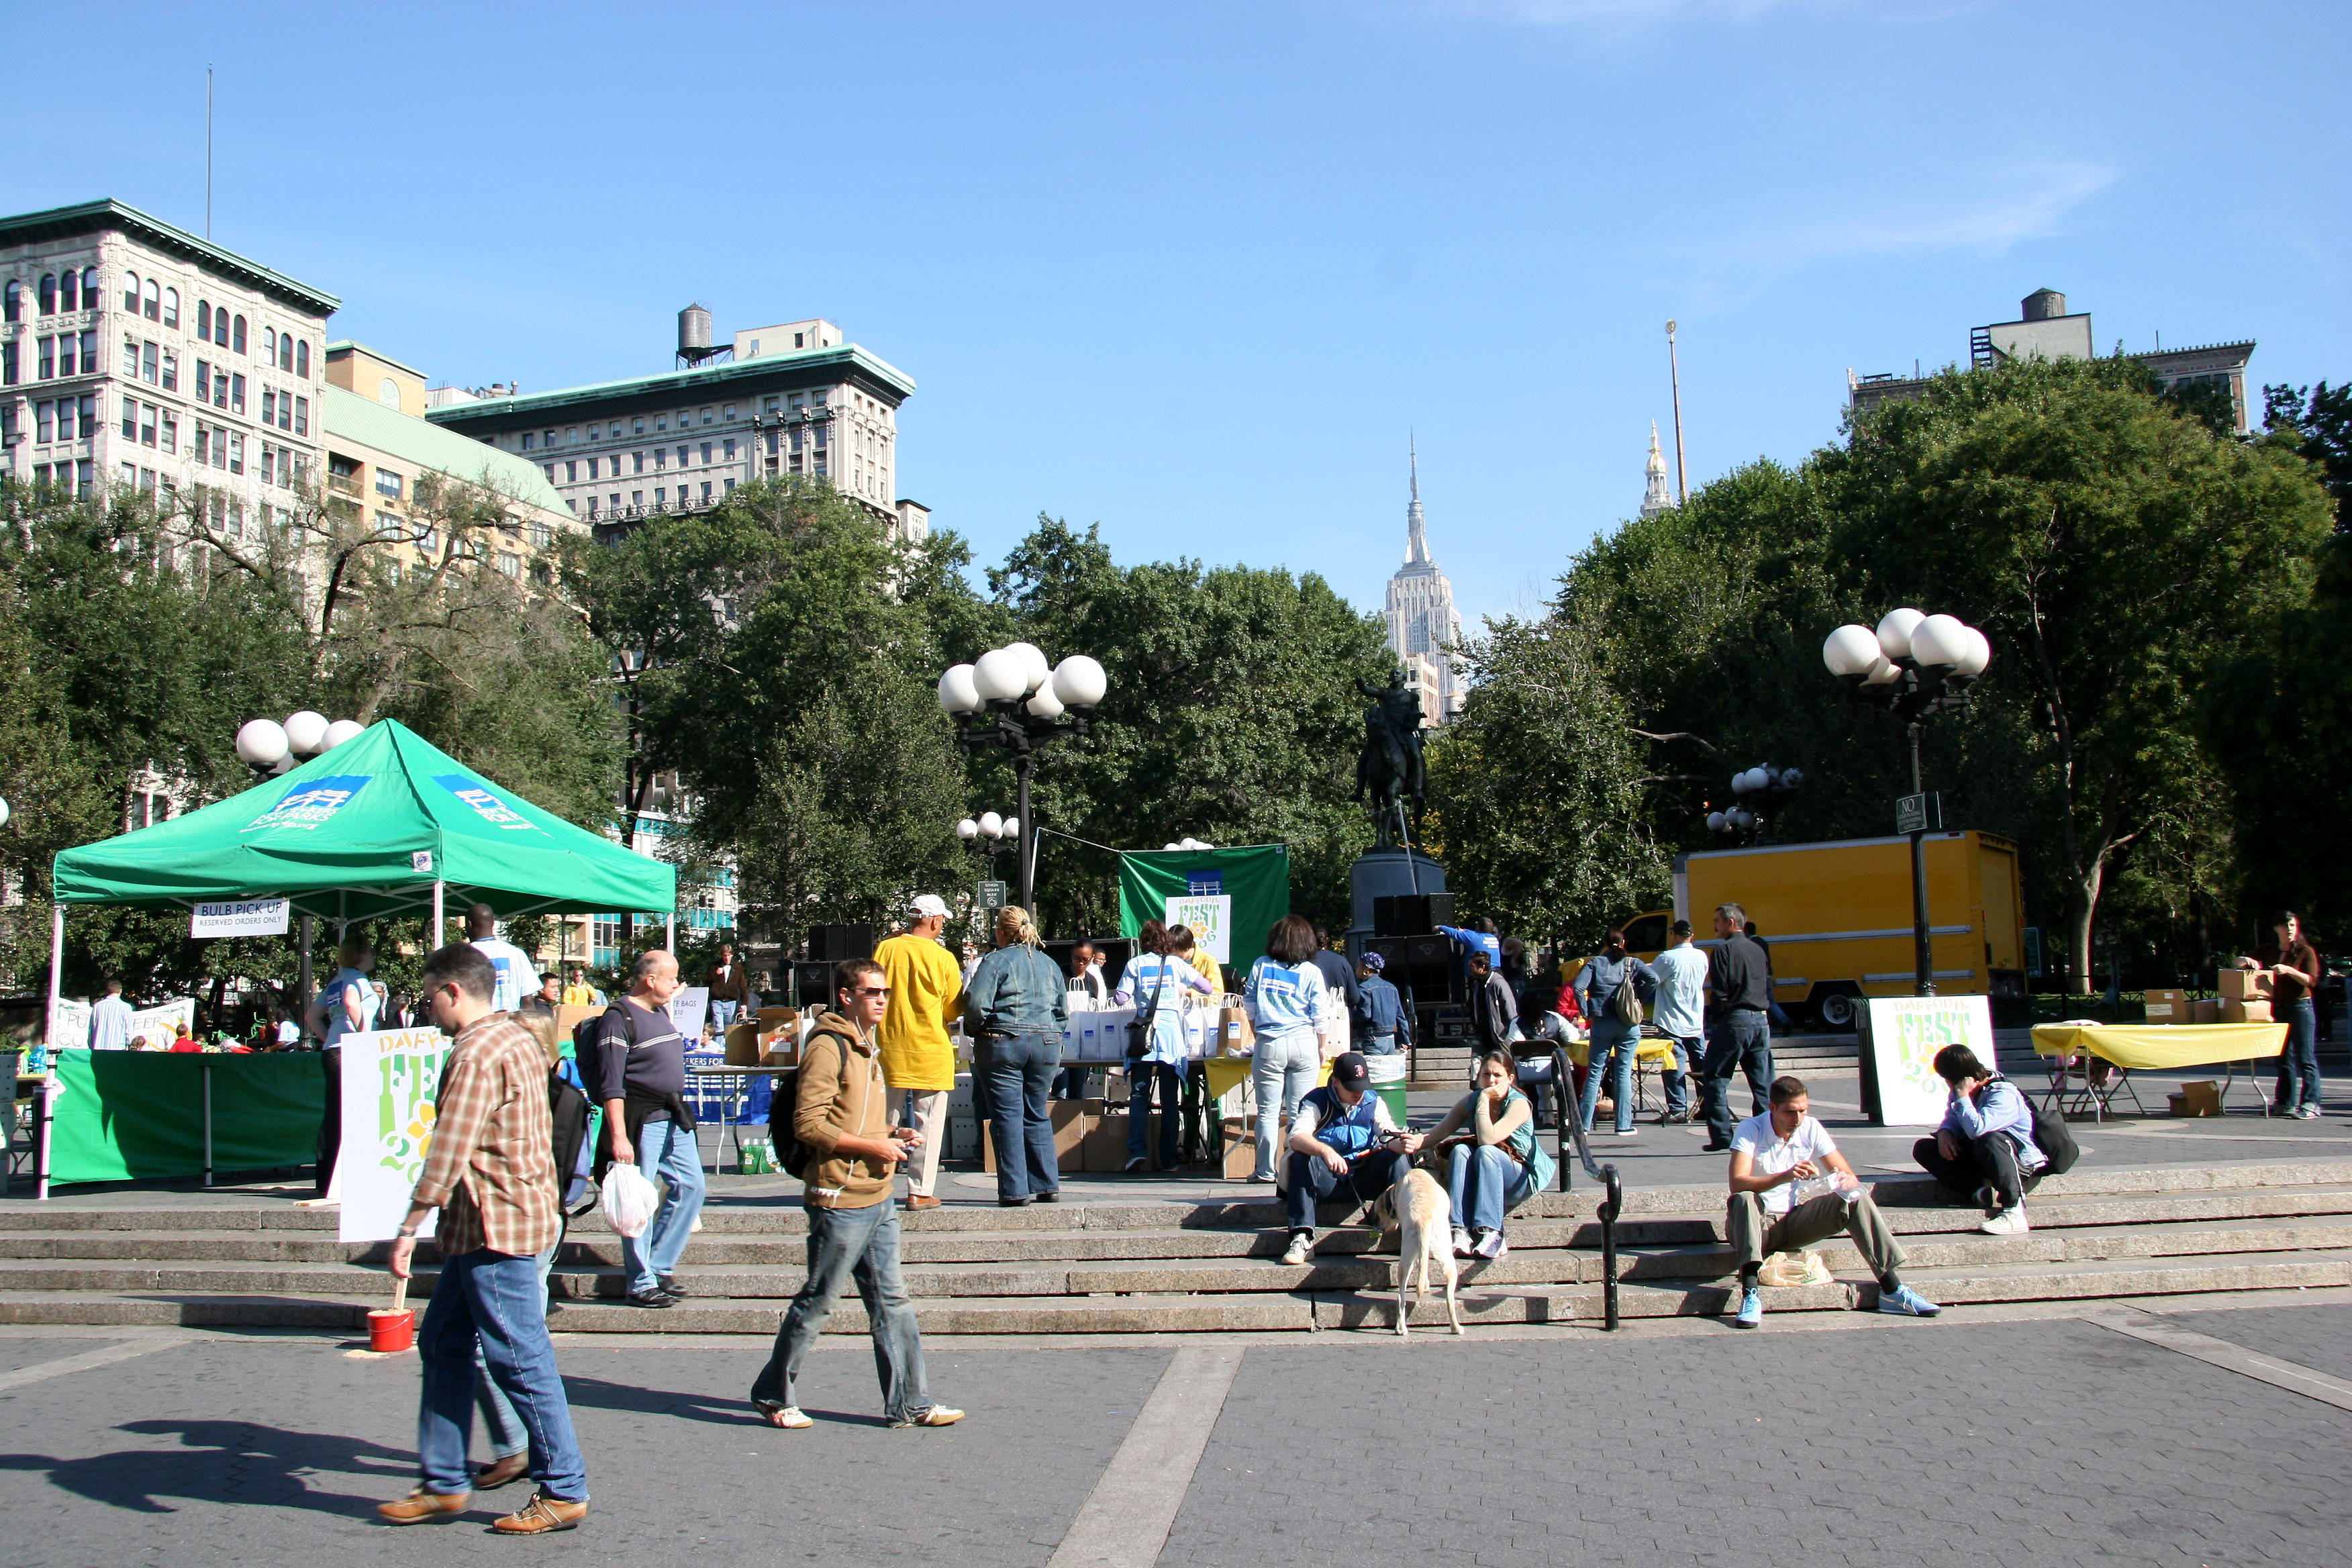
[0,1418,410,1514]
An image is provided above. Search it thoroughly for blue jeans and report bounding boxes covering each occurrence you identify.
[1704,1010,1773,1146]
[418,1247,587,1501]
[711,999,738,1033]
[1663,1037,1696,1116]
[1283,1148,1407,1234]
[475,1234,561,1459]
[1253,1034,1320,1181]
[1359,1032,1398,1055]
[1579,1020,1640,1133]
[2277,998,2321,1112]
[750,1199,931,1422]
[985,1032,1063,1201]
[622,1116,706,1293]
[1128,1060,1183,1168]
[1447,1142,1534,1236]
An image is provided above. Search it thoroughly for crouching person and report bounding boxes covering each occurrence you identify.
[1279,1052,1422,1266]
[1726,1076,1941,1329]
[1912,1044,2045,1236]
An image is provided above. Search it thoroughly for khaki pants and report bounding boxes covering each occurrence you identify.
[1725,1189,1907,1282]
[893,1088,948,1199]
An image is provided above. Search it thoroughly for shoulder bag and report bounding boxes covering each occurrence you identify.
[1126,955,1174,1061]
[1611,959,1646,1027]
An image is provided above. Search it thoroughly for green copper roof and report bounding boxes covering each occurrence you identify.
[0,199,339,317]
[424,342,915,428]
[322,384,570,516]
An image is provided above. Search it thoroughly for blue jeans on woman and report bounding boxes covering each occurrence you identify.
[2277,998,2322,1113]
[985,1032,1063,1202]
[1251,1032,1320,1181]
[749,1198,932,1422]
[622,1116,706,1295]
[1448,1142,1534,1236]
[1579,1020,1640,1134]
[475,1234,561,1460]
[417,1247,587,1502]
[1128,1059,1183,1169]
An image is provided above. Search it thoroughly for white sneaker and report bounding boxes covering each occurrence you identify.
[1452,1228,1475,1258]
[1281,1232,1314,1265]
[1474,1229,1508,1261]
[1979,1206,2030,1236]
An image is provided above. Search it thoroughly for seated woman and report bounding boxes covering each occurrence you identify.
[1422,1050,1557,1261]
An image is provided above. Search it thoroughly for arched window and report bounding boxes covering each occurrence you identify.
[59,269,77,311]
[162,287,178,328]
[263,327,277,367]
[123,271,140,311]
[232,315,246,354]
[295,340,309,379]
[143,279,160,321]
[2,281,18,323]
[80,266,95,304]
[38,274,56,314]
[197,301,211,340]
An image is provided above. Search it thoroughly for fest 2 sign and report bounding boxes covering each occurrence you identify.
[1859,995,1994,1125]
[339,1027,453,1242]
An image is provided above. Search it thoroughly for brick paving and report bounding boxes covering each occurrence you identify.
[2163,1301,2352,1386]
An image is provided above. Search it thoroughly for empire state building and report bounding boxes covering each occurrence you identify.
[1383,443,1463,722]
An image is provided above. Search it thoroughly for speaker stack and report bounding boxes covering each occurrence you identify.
[1371,893,1455,938]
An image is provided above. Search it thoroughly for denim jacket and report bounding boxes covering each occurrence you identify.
[963,944,1071,1038]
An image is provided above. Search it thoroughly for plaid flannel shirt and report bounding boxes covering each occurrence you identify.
[409,1012,559,1259]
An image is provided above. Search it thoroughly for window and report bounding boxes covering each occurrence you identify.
[699,442,710,464]
[609,493,620,511]
[160,350,176,391]
[294,397,307,436]
[295,340,308,379]
[142,342,158,384]
[628,491,641,509]
[655,414,667,432]
[587,456,599,480]
[65,271,86,311]
[74,393,94,438]
[120,338,137,377]
[566,500,577,514]
[565,460,577,483]
[81,268,97,309]
[723,403,735,420]
[158,410,176,454]
[262,389,275,426]
[586,495,599,516]
[417,525,438,554]
[195,359,209,402]
[722,438,736,460]
[3,280,19,322]
[701,481,713,502]
[232,315,246,354]
[56,334,75,377]
[521,432,534,450]
[497,550,520,578]
[140,402,157,446]
[261,442,276,483]
[530,522,551,549]
[36,401,53,443]
[566,427,578,444]
[228,432,244,475]
[376,469,403,499]
[724,478,735,494]
[121,395,136,438]
[162,288,178,328]
[195,424,209,464]
[789,394,803,410]
[373,510,401,538]
[699,407,712,425]
[542,429,555,447]
[77,330,95,371]
[632,418,645,434]
[231,374,245,413]
[36,338,52,379]
[632,451,644,473]
[0,342,13,385]
[654,447,667,470]
[812,389,827,406]
[121,273,138,312]
[542,463,554,482]
[144,279,160,321]
[654,487,667,507]
[197,301,211,340]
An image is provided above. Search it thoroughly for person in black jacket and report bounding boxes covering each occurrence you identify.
[1469,950,1518,1058]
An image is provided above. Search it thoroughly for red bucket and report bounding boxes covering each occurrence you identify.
[367,1308,415,1353]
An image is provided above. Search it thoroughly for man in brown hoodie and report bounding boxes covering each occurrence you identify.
[748,957,965,1431]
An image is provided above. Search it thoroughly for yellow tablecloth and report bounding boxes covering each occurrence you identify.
[1555,1037,1682,1071]
[1202,1055,1331,1102]
[2030,1022,2288,1071]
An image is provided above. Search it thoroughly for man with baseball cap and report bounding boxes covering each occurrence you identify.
[1278,1051,1422,1266]
[875,894,964,1210]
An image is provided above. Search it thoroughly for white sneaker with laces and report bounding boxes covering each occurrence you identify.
[1474,1229,1508,1261]
[1281,1232,1314,1266]
[1451,1228,1475,1258]
[1979,1206,2030,1236]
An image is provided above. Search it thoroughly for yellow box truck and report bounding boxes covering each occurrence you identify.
[1619,832,2028,1031]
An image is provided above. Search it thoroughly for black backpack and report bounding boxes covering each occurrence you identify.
[2026,1091,2079,1175]
[547,1062,595,1214]
[572,1003,634,1108]
[767,1023,856,1180]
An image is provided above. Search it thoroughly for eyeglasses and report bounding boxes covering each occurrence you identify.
[852,985,891,997]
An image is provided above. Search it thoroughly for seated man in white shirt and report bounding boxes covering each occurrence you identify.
[1726,1076,1940,1328]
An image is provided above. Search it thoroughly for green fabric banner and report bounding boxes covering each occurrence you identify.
[1117,844,1290,973]
[46,1052,326,1186]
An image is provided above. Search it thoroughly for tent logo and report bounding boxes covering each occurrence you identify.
[433,774,540,833]
[1187,869,1224,897]
[244,776,371,833]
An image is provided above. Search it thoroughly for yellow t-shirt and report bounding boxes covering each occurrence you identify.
[561,984,596,1006]
[875,932,965,1091]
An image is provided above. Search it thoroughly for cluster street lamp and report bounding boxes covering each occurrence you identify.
[1821,608,1992,998]
[234,711,366,780]
[937,644,1108,913]
[1705,765,1802,842]
[955,810,1022,894]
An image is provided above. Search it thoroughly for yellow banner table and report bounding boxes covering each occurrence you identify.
[2030,1022,2288,1121]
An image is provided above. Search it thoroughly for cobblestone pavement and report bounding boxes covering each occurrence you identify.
[1,1305,2349,1567]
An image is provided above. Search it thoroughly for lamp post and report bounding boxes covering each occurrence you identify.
[955,811,1021,901]
[1704,765,1802,844]
[937,644,1107,914]
[1821,609,1992,997]
[234,711,364,781]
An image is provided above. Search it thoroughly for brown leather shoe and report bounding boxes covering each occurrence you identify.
[491,1491,587,1534]
[475,1452,530,1490]
[904,1194,942,1210]
[377,1487,470,1525]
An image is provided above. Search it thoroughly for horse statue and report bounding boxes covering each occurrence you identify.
[1355,667,1428,850]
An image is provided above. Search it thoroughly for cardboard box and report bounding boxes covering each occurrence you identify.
[2168,1080,2223,1117]
[2192,998,2220,1025]
[2218,968,2275,1000]
[2144,988,2190,1025]
[724,1022,763,1065]
[980,1097,1091,1175]
[1220,1117,1259,1179]
[555,1003,603,1044]
[2220,997,2274,1024]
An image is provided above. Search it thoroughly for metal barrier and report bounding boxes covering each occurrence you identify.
[1550,1046,1622,1331]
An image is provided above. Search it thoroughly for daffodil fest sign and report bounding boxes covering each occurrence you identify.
[1859,995,1995,1126]
[338,1027,452,1242]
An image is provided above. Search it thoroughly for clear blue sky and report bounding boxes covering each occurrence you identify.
[9,1,2347,633]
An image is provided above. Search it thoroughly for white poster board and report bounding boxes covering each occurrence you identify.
[338,1026,453,1242]
[1861,995,1993,1125]
[668,985,710,1042]
[126,998,197,1046]
[50,998,91,1051]
[1165,895,1232,965]
[190,897,291,937]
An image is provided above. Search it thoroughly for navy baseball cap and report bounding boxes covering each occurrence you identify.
[1330,1052,1370,1090]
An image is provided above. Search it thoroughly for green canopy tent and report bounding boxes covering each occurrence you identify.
[38,720,674,1194]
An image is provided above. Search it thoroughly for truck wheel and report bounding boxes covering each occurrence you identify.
[1816,991,1859,1032]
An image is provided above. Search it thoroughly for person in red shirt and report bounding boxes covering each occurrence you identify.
[168,1022,201,1052]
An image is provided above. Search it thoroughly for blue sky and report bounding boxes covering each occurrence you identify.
[10,1,2347,633]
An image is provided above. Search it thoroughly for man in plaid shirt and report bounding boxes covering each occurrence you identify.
[377,942,589,1535]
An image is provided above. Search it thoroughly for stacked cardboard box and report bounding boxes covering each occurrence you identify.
[979,1099,1091,1175]
[2168,1080,2223,1117]
[2192,998,2220,1024]
[2144,988,2190,1025]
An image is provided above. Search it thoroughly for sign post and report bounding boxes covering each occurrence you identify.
[976,879,1007,912]
[1895,791,1942,999]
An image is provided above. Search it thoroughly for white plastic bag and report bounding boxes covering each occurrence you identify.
[599,1162,660,1238]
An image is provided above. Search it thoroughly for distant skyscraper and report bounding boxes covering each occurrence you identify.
[1384,439,1462,721]
[1640,420,1673,519]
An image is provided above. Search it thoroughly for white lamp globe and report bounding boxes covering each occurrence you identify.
[937,664,981,714]
[977,811,1005,840]
[0,797,10,829]
[1050,654,1108,709]
[1751,767,1773,792]
[1163,842,1183,852]
[322,719,364,750]
[1822,624,1881,678]
[1781,767,1805,788]
[1003,817,1021,839]
[235,719,290,768]
[1953,626,1992,677]
[283,710,330,756]
[1706,811,1727,833]
[972,648,1028,703]
[1731,808,1755,830]
[1875,608,1926,661]
[1026,685,1066,720]
[1177,837,1199,851]
[957,818,980,840]
[1909,614,1968,669]
[1728,771,1751,795]
[1862,655,1902,686]
[1006,641,1052,693]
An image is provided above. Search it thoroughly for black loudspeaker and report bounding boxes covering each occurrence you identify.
[791,962,837,1009]
[1366,934,1461,1003]
[805,924,878,963]
[1373,893,1455,937]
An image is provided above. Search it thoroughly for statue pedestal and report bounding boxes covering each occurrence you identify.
[1346,847,1447,955]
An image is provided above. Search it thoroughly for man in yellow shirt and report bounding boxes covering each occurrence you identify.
[560,969,598,1007]
[875,894,965,1211]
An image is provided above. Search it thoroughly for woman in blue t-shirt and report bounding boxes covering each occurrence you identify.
[1243,916,1328,1183]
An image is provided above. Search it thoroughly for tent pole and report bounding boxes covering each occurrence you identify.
[432,881,444,950]
[298,915,315,1018]
[665,912,675,954]
[44,904,62,1058]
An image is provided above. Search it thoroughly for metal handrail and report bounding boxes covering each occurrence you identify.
[1551,1045,1622,1331]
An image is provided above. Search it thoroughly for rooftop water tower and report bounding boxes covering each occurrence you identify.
[677,303,732,369]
